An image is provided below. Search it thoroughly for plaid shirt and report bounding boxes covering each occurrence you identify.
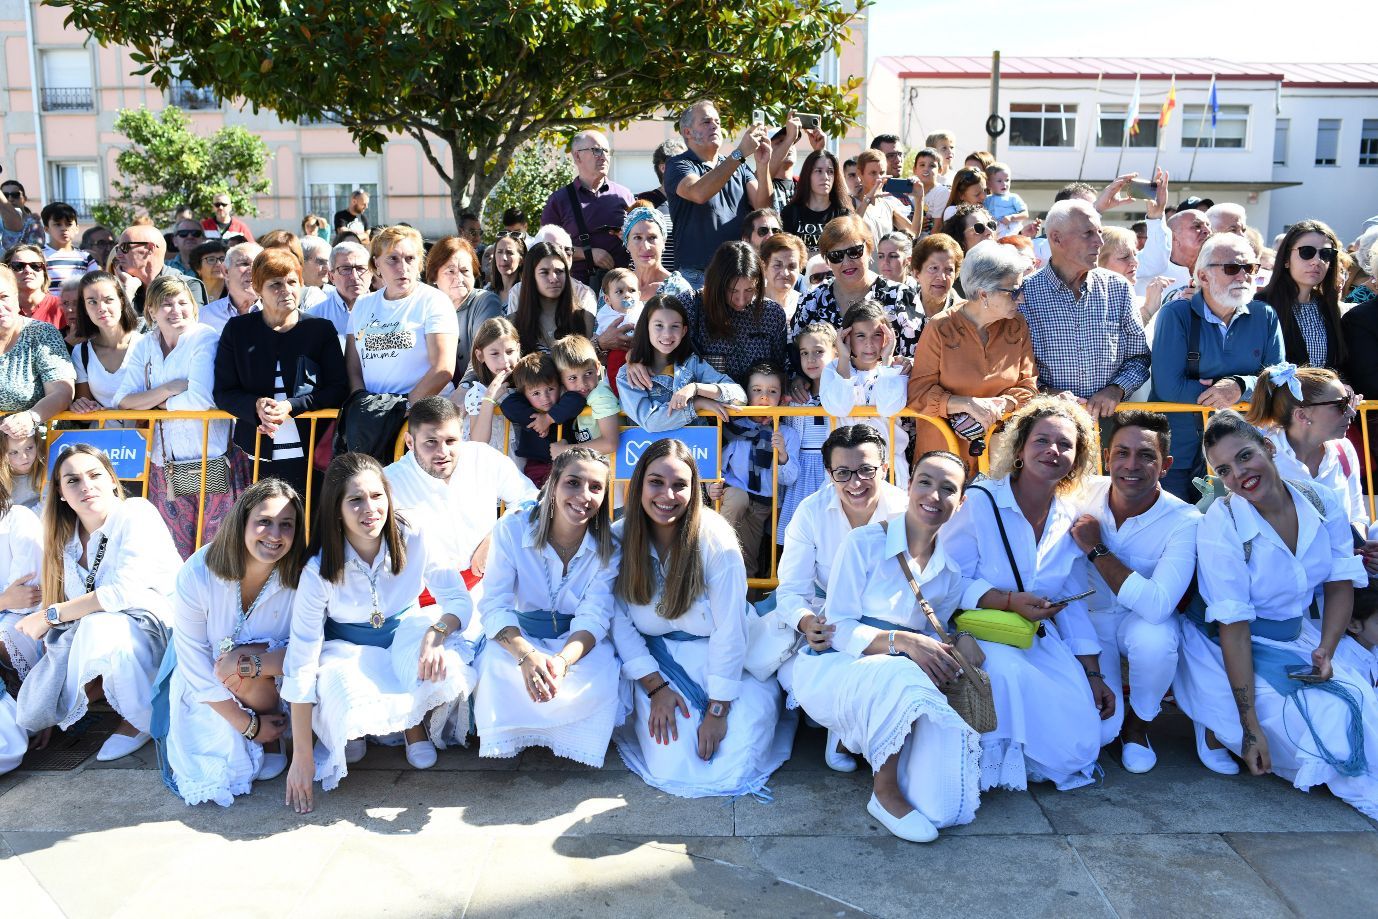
[1020,264,1149,398]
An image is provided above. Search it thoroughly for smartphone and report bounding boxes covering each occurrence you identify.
[884,177,915,195]
[1126,180,1159,200]
[752,109,766,127]
[1286,664,1327,684]
[798,112,821,131]
[1048,588,1096,606]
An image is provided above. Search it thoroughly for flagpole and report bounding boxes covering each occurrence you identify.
[1151,75,1176,177]
[1077,71,1103,181]
[1187,75,1214,183]
[1115,73,1138,177]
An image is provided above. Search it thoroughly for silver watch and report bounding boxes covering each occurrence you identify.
[729,149,745,163]
[45,605,61,626]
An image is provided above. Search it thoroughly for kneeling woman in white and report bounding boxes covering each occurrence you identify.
[1176,412,1378,818]
[792,451,982,842]
[0,481,42,774]
[283,453,476,813]
[14,444,181,761]
[472,448,621,765]
[611,438,793,798]
[163,480,305,806]
[944,397,1112,791]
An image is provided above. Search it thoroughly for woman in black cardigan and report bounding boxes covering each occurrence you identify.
[214,248,347,494]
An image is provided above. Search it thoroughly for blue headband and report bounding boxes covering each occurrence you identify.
[621,206,667,248]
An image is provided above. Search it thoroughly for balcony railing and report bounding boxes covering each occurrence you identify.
[40,87,93,112]
[169,83,219,110]
[58,198,101,220]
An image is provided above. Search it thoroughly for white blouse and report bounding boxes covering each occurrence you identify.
[1073,477,1201,625]
[0,504,42,613]
[61,498,181,622]
[819,359,908,420]
[1264,429,1369,529]
[610,511,749,702]
[73,333,143,409]
[281,524,473,705]
[1197,480,1366,630]
[112,324,228,462]
[824,512,967,657]
[171,547,296,704]
[477,508,616,641]
[775,481,908,633]
[942,476,1100,656]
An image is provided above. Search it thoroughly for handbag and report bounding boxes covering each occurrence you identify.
[890,543,997,734]
[148,354,231,499]
[744,592,804,682]
[951,486,1040,648]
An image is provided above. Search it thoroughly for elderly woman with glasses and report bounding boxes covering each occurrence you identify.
[908,240,1039,476]
[940,204,999,255]
[3,245,66,330]
[190,240,230,303]
[1259,220,1346,371]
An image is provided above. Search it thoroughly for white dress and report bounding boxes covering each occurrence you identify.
[281,524,476,791]
[1335,636,1378,688]
[943,476,1104,791]
[0,504,44,773]
[15,499,181,733]
[818,360,910,487]
[791,514,982,828]
[611,511,794,798]
[1074,477,1199,741]
[1174,482,1378,818]
[473,509,621,765]
[165,548,295,806]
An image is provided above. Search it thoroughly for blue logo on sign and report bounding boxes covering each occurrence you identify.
[48,429,148,480]
[617,426,720,480]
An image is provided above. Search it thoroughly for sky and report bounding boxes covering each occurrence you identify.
[866,0,1373,68]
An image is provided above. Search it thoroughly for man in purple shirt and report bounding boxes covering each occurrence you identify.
[541,130,634,285]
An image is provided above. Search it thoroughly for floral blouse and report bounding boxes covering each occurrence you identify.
[788,275,926,371]
[0,318,75,412]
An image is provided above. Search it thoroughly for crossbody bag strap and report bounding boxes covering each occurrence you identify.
[879,521,959,643]
[971,486,1024,592]
[565,183,595,264]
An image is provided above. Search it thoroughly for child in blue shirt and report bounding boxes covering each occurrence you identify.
[983,162,1029,236]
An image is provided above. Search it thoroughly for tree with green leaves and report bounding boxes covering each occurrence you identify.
[53,0,864,228]
[480,137,574,240]
[93,107,271,232]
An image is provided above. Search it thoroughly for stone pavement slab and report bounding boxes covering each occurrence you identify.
[1224,832,1378,919]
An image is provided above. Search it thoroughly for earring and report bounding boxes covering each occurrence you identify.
[1013,458,1024,470]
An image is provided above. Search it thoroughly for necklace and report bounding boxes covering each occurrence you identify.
[350,556,386,628]
[218,573,275,656]
[541,539,580,634]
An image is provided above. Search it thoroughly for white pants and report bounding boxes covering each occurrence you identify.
[1091,609,1180,745]
[0,692,24,774]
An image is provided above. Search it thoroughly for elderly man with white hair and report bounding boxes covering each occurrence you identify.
[540,130,634,286]
[1148,232,1285,500]
[1205,202,1248,237]
[299,234,332,289]
[308,240,372,340]
[200,241,262,334]
[1135,170,1212,300]
[1019,199,1149,419]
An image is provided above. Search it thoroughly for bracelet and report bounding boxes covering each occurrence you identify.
[887,630,898,656]
[1005,590,1014,610]
[951,630,973,644]
[251,653,262,678]
[242,711,260,741]
[553,652,572,671]
[516,649,538,668]
[647,680,670,697]
[1084,670,1105,680]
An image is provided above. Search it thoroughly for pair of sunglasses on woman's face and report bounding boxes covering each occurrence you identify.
[1295,244,1337,264]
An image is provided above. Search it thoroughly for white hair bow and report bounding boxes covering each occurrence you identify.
[1263,361,1303,400]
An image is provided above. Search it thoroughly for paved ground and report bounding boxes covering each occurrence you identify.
[2,709,1375,919]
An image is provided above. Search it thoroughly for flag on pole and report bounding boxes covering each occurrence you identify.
[1126,74,1141,136]
[1158,75,1177,128]
[1207,75,1219,128]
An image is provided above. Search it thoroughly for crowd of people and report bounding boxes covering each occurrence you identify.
[2,102,1378,843]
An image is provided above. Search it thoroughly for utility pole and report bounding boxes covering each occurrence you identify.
[988,51,1001,156]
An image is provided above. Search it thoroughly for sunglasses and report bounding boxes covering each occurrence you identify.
[2,192,22,201]
[1304,397,1354,414]
[116,241,155,254]
[1208,261,1260,277]
[497,230,525,240]
[968,221,998,236]
[808,271,833,284]
[825,243,867,264]
[174,230,204,239]
[8,262,43,273]
[828,464,880,483]
[994,284,1024,298]
[754,226,782,238]
[1295,245,1337,264]
[212,202,231,208]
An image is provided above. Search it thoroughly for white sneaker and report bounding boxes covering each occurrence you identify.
[256,752,288,781]
[824,730,857,773]
[345,738,367,764]
[866,794,938,843]
[405,740,437,770]
[96,731,151,762]
[1121,738,1157,774]
[1194,723,1240,775]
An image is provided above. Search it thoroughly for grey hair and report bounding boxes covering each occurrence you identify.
[1044,199,1097,235]
[1354,226,1378,275]
[226,241,263,268]
[300,235,330,258]
[1206,202,1247,233]
[679,99,713,135]
[59,273,84,293]
[533,224,573,248]
[330,240,370,267]
[878,231,914,256]
[959,239,1032,297]
[1194,232,1251,275]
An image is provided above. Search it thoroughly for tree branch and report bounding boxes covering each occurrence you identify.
[408,126,454,188]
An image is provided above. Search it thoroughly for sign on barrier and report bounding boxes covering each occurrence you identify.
[617,425,720,480]
[48,428,149,479]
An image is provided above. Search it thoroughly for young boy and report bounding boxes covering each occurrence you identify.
[1336,584,1378,687]
[911,148,949,236]
[718,361,800,578]
[549,334,620,458]
[499,351,587,488]
[983,162,1030,236]
[594,268,642,336]
[40,202,97,295]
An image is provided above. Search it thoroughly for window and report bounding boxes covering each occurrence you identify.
[1360,119,1378,167]
[169,80,218,110]
[50,162,101,218]
[1315,118,1341,166]
[809,49,839,88]
[1273,119,1289,165]
[304,157,380,225]
[1096,106,1158,148]
[1181,104,1249,149]
[1008,103,1076,148]
[40,49,93,112]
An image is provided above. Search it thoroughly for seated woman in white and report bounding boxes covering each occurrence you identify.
[771,423,907,769]
[1175,411,1378,818]
[792,450,983,843]
[472,448,621,765]
[282,453,476,814]
[162,479,305,806]
[944,397,1112,791]
[13,444,181,762]
[0,481,42,774]
[611,438,793,798]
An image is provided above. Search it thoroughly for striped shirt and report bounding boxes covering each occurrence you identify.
[42,246,98,294]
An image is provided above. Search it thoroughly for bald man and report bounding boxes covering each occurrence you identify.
[540,129,634,284]
[117,224,207,313]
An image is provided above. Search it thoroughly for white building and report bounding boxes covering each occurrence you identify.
[866,56,1378,242]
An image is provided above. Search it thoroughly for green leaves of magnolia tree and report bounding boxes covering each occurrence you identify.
[52,0,864,227]
[93,107,271,232]
[481,138,575,241]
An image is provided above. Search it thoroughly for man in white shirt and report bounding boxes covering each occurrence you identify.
[384,396,537,604]
[1136,171,1211,299]
[1070,410,1200,774]
[308,240,372,340]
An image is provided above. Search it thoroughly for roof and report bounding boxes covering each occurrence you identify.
[875,56,1378,88]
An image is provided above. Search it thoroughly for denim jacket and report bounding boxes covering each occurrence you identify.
[617,354,746,432]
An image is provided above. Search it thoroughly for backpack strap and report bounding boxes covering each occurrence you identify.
[1185,303,1202,381]
[1219,494,1256,564]
[1287,478,1326,518]
[1335,443,1353,480]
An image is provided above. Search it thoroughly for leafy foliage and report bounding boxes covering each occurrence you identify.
[480,138,575,240]
[52,0,865,227]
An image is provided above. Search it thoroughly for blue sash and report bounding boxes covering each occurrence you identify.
[806,615,922,656]
[1186,609,1368,777]
[149,641,179,795]
[517,609,574,640]
[325,614,401,649]
[644,630,709,716]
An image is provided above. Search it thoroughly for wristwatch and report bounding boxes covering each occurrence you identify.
[729,149,746,164]
[707,700,728,718]
[430,620,450,637]
[1086,544,1111,563]
[44,604,61,626]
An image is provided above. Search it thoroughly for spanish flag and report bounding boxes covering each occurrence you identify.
[1159,75,1177,129]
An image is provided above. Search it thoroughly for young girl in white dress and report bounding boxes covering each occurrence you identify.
[819,301,910,487]
[0,478,42,774]
[162,479,306,806]
[793,450,984,842]
[282,453,476,813]
[14,444,181,762]
[472,448,621,765]
[1175,411,1378,818]
[611,438,794,798]
[943,397,1112,792]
